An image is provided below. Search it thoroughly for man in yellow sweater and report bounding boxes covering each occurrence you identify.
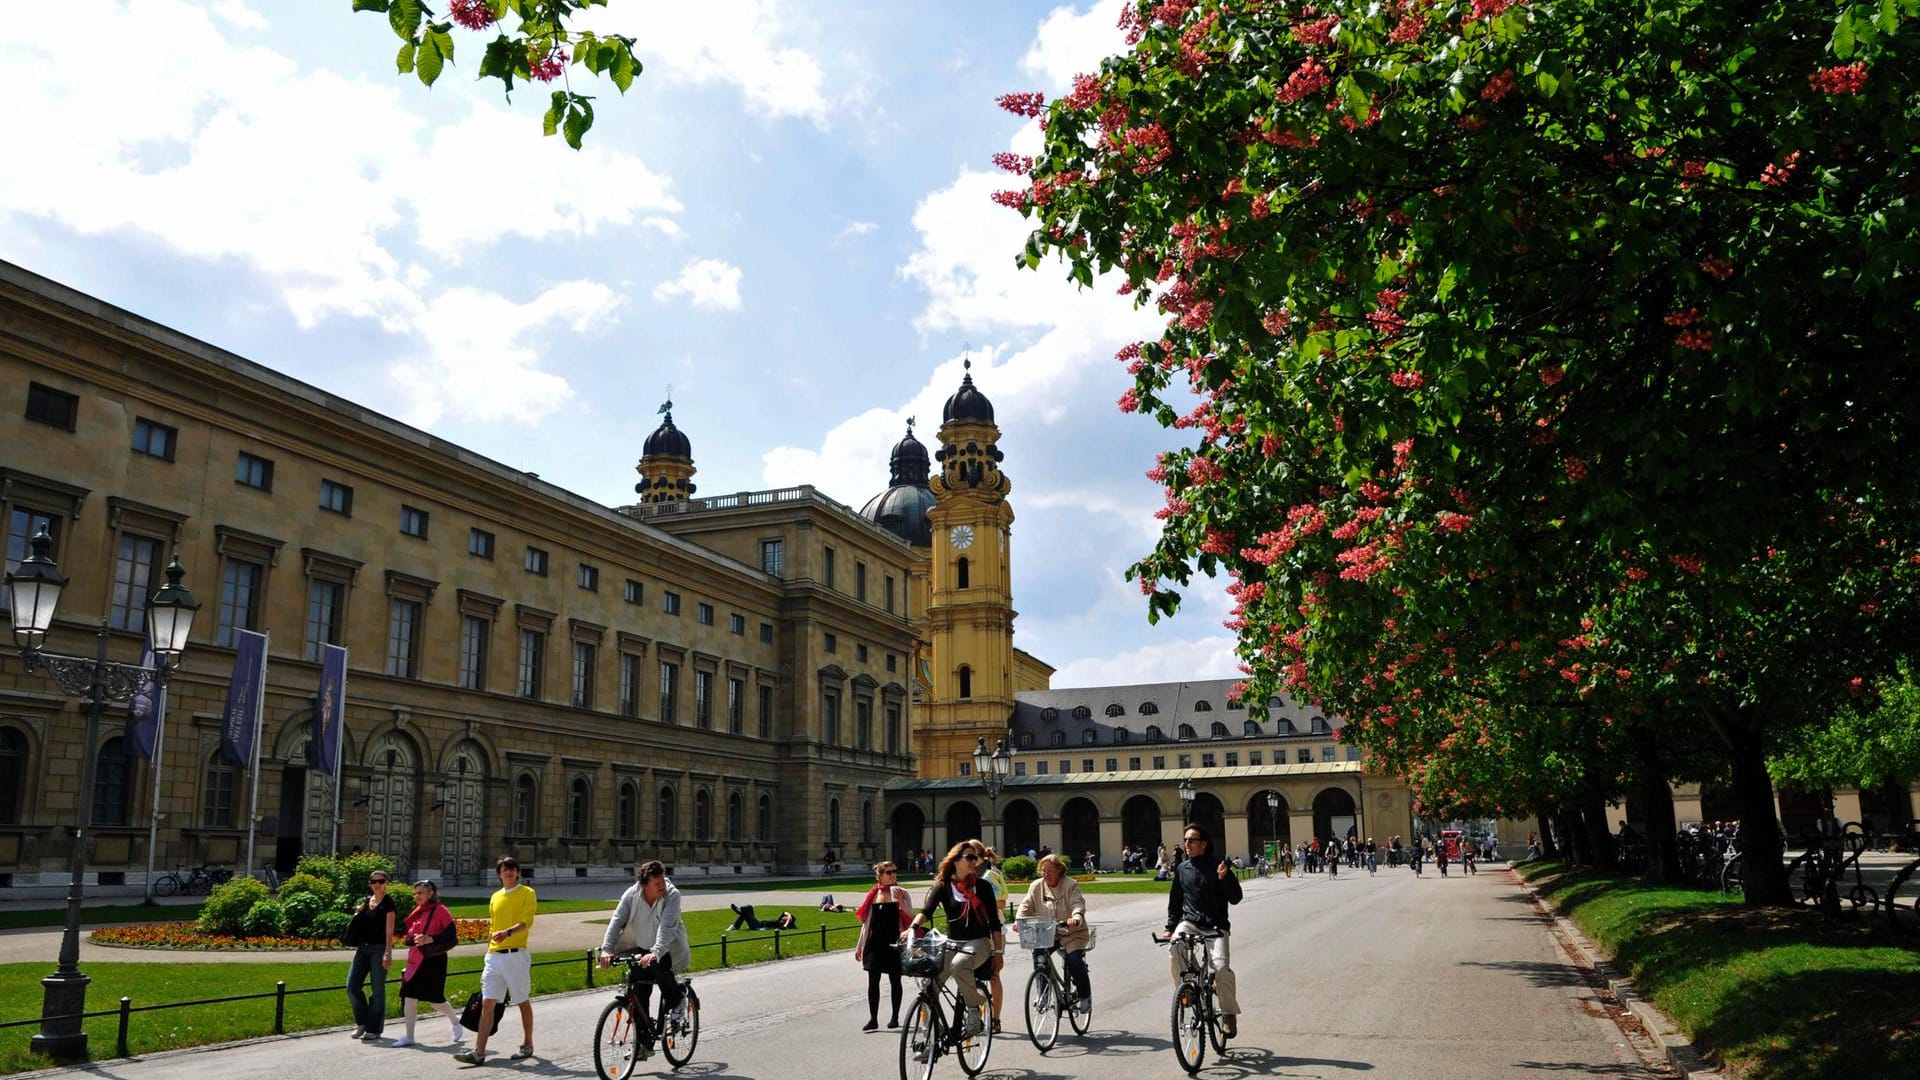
[455,856,537,1065]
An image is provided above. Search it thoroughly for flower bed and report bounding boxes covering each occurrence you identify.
[91,917,491,952]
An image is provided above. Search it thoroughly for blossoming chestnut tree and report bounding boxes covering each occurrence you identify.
[350,0,640,148]
[1007,0,1920,903]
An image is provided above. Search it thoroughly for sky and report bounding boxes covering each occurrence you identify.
[0,0,1240,688]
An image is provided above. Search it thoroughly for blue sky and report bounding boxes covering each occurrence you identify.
[0,0,1238,686]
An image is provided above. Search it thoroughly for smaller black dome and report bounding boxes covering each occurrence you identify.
[942,361,995,424]
[888,424,931,485]
[861,483,937,547]
[643,409,692,458]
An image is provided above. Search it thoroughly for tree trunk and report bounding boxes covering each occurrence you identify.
[1558,811,1587,866]
[1537,812,1561,859]
[1723,710,1791,906]
[1638,742,1683,883]
[1581,787,1616,870]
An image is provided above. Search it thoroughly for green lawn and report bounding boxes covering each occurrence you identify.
[0,903,203,932]
[441,897,614,919]
[1517,860,1920,1079]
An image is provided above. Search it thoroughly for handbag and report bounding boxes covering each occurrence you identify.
[418,924,458,959]
[459,990,507,1035]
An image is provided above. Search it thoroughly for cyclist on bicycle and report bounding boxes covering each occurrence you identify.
[1016,854,1090,1014]
[599,860,691,1051]
[1157,823,1243,1038]
[901,840,1003,1039]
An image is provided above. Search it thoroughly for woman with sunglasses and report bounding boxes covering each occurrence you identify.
[900,842,1003,1039]
[344,871,397,1040]
[854,861,913,1030]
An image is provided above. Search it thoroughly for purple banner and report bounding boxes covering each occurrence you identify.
[124,647,163,759]
[219,630,267,766]
[312,644,347,775]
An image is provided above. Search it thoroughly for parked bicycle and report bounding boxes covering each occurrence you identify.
[152,865,230,897]
[1015,917,1095,1053]
[1786,823,1877,913]
[593,952,700,1077]
[1155,927,1230,1074]
[898,931,993,1080]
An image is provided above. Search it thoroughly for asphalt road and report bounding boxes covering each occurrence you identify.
[20,865,1672,1080]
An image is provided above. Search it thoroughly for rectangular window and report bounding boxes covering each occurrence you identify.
[469,528,495,558]
[385,598,421,678]
[458,615,488,690]
[131,417,176,460]
[1083,759,1095,773]
[729,613,745,635]
[235,451,273,491]
[824,546,836,589]
[759,623,773,644]
[518,629,544,698]
[303,579,345,662]
[959,762,973,777]
[1152,756,1165,770]
[620,653,642,717]
[856,562,867,603]
[1226,752,1239,767]
[202,766,235,828]
[524,547,549,575]
[1347,745,1362,761]
[320,479,352,515]
[399,505,428,538]
[1036,761,1048,775]
[1322,746,1337,762]
[625,579,643,604]
[1130,757,1142,770]
[885,576,895,613]
[822,692,839,744]
[216,558,264,648]
[886,654,897,672]
[1201,753,1217,768]
[109,534,163,633]
[823,632,837,653]
[572,642,596,709]
[1014,762,1027,776]
[697,602,714,626]
[1106,758,1118,772]
[25,382,78,430]
[856,700,872,750]
[1298,748,1313,763]
[1058,759,1071,774]
[578,564,598,591]
[659,661,680,722]
[886,705,900,754]
[760,539,784,576]
[728,677,744,734]
[1178,754,1192,768]
[1250,751,1263,766]
[856,643,868,663]
[3,509,60,616]
[663,591,681,615]
[758,685,773,739]
[695,671,713,729]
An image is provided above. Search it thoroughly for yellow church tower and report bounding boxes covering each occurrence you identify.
[635,401,697,504]
[920,360,1017,777]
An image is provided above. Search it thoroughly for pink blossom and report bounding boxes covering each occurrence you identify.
[530,49,568,82]
[448,0,497,30]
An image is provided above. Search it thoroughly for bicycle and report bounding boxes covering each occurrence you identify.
[150,867,186,898]
[1015,918,1096,1053]
[256,866,280,894]
[898,931,993,1080]
[593,953,700,1077]
[1156,928,1230,1074]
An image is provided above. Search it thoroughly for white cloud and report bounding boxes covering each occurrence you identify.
[579,1,839,125]
[835,220,879,242]
[653,258,744,311]
[1050,636,1243,688]
[644,217,688,239]
[1022,0,1130,89]
[210,0,267,31]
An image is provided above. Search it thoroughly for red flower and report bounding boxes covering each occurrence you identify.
[1480,69,1517,103]
[448,0,497,30]
[1809,64,1868,95]
[997,92,1046,118]
[530,49,568,82]
[1277,57,1332,103]
[1761,150,1803,188]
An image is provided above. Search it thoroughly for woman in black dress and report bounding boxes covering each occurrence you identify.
[391,879,461,1047]
[855,861,912,1030]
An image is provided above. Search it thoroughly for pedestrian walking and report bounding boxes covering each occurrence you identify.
[1366,838,1378,875]
[454,856,537,1065]
[343,869,396,1041]
[855,861,913,1031]
[1327,837,1341,879]
[389,878,461,1047]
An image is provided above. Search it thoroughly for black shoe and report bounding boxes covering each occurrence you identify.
[888,1017,900,1029]
[863,1019,879,1032]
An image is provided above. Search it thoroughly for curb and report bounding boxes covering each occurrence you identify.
[1510,869,1719,1079]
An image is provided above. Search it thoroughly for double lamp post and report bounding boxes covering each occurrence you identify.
[6,527,197,1059]
[972,736,1013,854]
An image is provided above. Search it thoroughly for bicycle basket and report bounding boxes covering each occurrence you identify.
[1015,918,1058,950]
[901,931,946,978]
[1083,925,1098,952]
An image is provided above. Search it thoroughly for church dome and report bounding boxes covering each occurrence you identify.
[643,408,692,458]
[942,361,995,424]
[861,422,935,546]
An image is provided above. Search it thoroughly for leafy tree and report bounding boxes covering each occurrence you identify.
[351,0,640,148]
[1008,0,1920,903]
[1772,664,1920,799]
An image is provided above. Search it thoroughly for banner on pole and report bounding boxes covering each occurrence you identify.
[313,644,347,775]
[220,630,268,766]
[125,647,164,759]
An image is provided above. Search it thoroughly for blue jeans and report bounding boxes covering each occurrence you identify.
[347,945,388,1034]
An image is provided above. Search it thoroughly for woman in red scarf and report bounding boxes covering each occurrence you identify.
[391,879,462,1047]
[855,861,914,1031]
[901,841,1003,1041]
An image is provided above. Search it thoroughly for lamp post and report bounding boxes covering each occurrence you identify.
[1265,791,1280,861]
[972,736,1013,854]
[6,528,197,1060]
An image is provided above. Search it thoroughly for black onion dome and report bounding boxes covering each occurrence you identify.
[643,409,692,458]
[862,422,936,546]
[942,361,995,424]
[887,426,931,485]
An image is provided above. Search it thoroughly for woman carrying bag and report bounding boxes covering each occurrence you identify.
[390,879,463,1047]
[344,871,396,1040]
[854,861,913,1031]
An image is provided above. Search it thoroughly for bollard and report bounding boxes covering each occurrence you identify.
[820,922,828,951]
[274,981,286,1034]
[720,936,728,968]
[586,950,595,988]
[117,996,132,1058]
[773,928,781,959]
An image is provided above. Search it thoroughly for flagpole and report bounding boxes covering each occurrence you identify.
[330,648,347,857]
[143,680,167,905]
[244,631,268,881]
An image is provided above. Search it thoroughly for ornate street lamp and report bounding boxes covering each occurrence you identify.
[973,736,1014,853]
[1266,791,1281,858]
[7,528,197,1060]
[1178,777,1196,821]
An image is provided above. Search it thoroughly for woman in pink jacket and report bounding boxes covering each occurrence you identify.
[854,861,914,1031]
[390,879,462,1047]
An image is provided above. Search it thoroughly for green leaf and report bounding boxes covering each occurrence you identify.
[610,46,636,93]
[1339,75,1370,119]
[1879,0,1901,33]
[432,29,455,65]
[396,41,415,74]
[1832,9,1856,59]
[388,0,422,43]
[352,0,390,12]
[1535,71,1559,98]
[562,100,594,150]
[416,34,444,86]
[542,91,566,138]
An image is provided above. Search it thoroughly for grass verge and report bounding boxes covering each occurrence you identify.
[1515,859,1920,1079]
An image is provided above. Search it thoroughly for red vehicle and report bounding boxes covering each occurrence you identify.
[1440,829,1464,861]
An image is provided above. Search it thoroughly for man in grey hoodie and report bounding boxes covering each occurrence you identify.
[599,861,692,1046]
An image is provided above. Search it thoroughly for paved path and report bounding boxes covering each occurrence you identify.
[13,864,1670,1079]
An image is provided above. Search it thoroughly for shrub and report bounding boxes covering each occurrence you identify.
[280,891,323,936]
[242,900,286,936]
[384,881,416,926]
[337,852,398,911]
[278,872,337,910]
[311,910,352,941]
[295,853,348,898]
[198,876,270,935]
[1000,855,1036,883]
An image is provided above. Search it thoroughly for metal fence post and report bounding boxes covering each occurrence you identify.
[585,950,595,988]
[773,928,781,959]
[117,996,132,1058]
[820,923,828,951]
[273,981,286,1034]
[720,936,728,967]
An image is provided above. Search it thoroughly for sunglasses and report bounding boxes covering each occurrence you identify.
[370,878,389,884]
[1183,837,1205,845]
[960,853,981,862]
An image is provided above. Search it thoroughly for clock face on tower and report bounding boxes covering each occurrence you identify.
[949,525,975,550]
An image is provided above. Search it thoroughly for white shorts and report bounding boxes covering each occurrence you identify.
[481,948,532,1004]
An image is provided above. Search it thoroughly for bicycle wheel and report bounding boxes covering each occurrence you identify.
[661,988,698,1068]
[957,999,992,1077]
[1171,981,1205,1074]
[153,874,179,898]
[1847,883,1879,912]
[1785,854,1818,907]
[1720,854,1743,896]
[1205,984,1230,1056]
[1067,981,1092,1036]
[1024,969,1059,1052]
[899,994,938,1080]
[592,998,640,1080]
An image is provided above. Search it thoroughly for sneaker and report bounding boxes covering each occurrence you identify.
[669,1001,690,1026]
[1076,999,1092,1017]
[1220,1015,1237,1039]
[449,1021,465,1043]
[888,1017,900,1029]
[511,1045,535,1060]
[960,1011,985,1039]
[452,1048,484,1065]
[388,1035,416,1048]
[862,1019,879,1032]
[351,1027,365,1039]
[361,1031,384,1040]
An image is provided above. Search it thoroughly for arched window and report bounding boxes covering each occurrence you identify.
[1104,703,1125,717]
[1177,723,1197,740]
[757,793,773,841]
[1082,728,1098,745]
[956,557,970,589]
[1311,715,1330,734]
[617,780,640,840]
[694,788,711,840]
[1018,731,1033,749]
[1211,721,1229,739]
[1072,705,1091,721]
[1138,701,1159,715]
[861,799,874,843]
[1244,720,1263,736]
[658,786,677,840]
[92,736,131,827]
[513,774,537,834]
[1276,718,1297,735]
[1269,696,1285,709]
[727,791,744,841]
[1113,726,1131,744]
[203,754,237,828]
[1193,700,1213,712]
[1145,725,1163,742]
[1050,729,1065,747]
[567,777,590,836]
[1225,697,1245,711]
[828,797,842,843]
[958,666,972,699]
[0,727,25,825]
[1039,707,1058,722]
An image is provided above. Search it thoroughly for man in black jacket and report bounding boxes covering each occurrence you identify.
[1159,823,1244,1038]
